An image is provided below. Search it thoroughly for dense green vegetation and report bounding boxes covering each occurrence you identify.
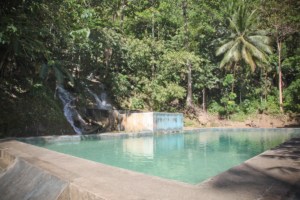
[0,0,299,136]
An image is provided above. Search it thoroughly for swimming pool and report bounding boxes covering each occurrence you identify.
[29,128,300,184]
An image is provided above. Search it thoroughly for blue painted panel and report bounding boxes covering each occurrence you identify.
[153,113,183,131]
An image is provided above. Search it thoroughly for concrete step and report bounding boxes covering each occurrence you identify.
[0,159,7,173]
[0,158,68,200]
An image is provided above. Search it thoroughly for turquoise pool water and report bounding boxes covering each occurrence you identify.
[32,128,300,184]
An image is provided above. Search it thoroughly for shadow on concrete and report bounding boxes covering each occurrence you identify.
[266,166,300,174]
[262,138,300,160]
[209,137,300,200]
[210,163,300,200]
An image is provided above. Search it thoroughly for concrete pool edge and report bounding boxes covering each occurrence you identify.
[14,127,300,144]
[1,135,300,199]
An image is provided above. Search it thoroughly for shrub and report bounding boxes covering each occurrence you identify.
[208,101,224,114]
[284,78,300,112]
[230,112,248,122]
[240,99,260,114]
[265,95,280,114]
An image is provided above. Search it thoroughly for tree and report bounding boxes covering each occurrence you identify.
[260,0,300,112]
[193,61,219,112]
[182,0,193,107]
[216,4,272,75]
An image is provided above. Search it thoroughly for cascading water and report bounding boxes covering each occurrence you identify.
[86,86,124,131]
[86,87,112,110]
[56,86,87,134]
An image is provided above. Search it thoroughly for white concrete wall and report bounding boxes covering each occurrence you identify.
[122,112,154,132]
[122,112,183,132]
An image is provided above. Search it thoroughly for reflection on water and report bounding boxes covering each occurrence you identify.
[155,134,184,152]
[35,128,300,184]
[123,137,154,159]
[122,134,185,159]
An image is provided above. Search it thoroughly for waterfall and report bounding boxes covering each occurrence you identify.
[86,87,112,110]
[57,86,86,134]
[86,86,124,131]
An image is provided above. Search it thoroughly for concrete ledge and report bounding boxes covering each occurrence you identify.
[17,127,300,144]
[0,158,67,200]
[199,137,300,199]
[1,136,300,200]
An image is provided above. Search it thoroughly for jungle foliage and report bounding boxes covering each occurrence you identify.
[0,0,299,135]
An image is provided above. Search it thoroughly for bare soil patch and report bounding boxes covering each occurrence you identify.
[186,113,300,128]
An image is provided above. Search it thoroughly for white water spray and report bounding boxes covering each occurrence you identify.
[57,86,86,134]
[86,87,112,110]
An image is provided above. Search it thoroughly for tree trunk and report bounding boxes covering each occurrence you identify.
[202,88,206,112]
[182,0,188,49]
[239,91,242,104]
[104,48,112,78]
[260,67,263,102]
[151,0,155,39]
[151,0,155,78]
[120,0,126,30]
[231,63,237,93]
[0,49,9,75]
[186,60,193,107]
[77,55,81,79]
[182,0,193,107]
[277,38,284,112]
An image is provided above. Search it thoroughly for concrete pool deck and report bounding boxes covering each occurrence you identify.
[0,137,300,199]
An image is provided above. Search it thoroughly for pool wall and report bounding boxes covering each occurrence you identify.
[0,140,202,200]
[17,127,295,145]
[122,112,183,132]
[1,134,300,200]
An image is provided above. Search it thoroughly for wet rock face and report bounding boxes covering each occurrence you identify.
[56,85,121,134]
[57,86,87,134]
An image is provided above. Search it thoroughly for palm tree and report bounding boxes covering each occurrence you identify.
[216,5,273,73]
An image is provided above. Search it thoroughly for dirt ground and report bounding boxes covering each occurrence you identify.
[191,113,300,128]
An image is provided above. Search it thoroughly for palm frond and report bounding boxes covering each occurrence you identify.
[253,30,269,36]
[239,5,247,32]
[242,46,256,72]
[233,48,241,62]
[39,63,49,79]
[53,65,65,85]
[248,35,271,45]
[220,41,240,68]
[248,35,273,54]
[54,63,75,86]
[217,2,271,73]
[216,40,235,56]
[245,9,257,30]
[241,37,267,61]
[229,17,241,35]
